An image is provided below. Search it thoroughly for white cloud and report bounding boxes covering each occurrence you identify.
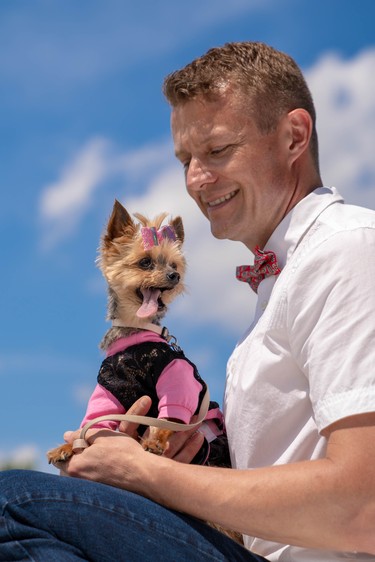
[39,137,112,251]
[38,137,175,252]
[114,139,174,182]
[41,138,110,219]
[0,444,39,468]
[306,48,375,209]
[0,444,57,474]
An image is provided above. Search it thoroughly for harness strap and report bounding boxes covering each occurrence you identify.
[72,388,210,452]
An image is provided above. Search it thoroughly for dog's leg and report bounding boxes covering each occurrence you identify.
[47,443,74,464]
[141,427,174,456]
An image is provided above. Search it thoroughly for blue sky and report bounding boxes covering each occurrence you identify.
[1,0,375,472]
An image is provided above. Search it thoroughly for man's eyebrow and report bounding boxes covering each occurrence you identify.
[174,149,188,160]
[174,130,234,160]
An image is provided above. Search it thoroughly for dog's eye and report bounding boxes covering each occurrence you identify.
[138,257,154,270]
[170,262,177,270]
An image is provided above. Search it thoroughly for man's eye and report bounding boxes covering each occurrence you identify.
[211,146,228,155]
[138,257,153,269]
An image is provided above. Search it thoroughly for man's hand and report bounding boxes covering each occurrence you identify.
[63,395,152,447]
[117,395,205,463]
[117,395,153,438]
[61,395,205,481]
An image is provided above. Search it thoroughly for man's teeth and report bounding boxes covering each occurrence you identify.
[207,191,237,207]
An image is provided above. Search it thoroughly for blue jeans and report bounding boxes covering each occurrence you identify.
[0,470,268,561]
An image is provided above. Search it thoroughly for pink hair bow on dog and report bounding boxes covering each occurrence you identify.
[141,225,177,250]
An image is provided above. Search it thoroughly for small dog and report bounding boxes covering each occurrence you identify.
[47,199,230,467]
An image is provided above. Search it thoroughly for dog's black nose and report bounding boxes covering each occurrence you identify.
[167,271,180,285]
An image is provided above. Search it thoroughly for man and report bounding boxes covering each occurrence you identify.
[1,42,374,562]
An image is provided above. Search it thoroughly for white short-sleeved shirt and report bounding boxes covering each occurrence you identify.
[224,187,375,561]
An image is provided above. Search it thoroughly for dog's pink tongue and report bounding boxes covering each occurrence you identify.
[137,288,161,318]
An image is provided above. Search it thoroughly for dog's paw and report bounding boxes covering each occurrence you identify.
[141,428,173,456]
[47,443,74,464]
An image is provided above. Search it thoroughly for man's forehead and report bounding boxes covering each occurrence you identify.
[171,100,247,154]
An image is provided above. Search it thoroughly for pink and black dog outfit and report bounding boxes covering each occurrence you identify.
[80,330,230,466]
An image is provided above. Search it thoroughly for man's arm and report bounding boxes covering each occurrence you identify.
[63,411,375,555]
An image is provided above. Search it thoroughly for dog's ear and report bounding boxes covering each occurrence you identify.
[171,216,184,244]
[103,200,136,247]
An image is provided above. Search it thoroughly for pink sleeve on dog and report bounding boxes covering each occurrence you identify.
[80,384,125,430]
[156,359,203,423]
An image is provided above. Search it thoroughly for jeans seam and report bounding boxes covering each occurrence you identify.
[4,497,227,561]
[2,508,36,562]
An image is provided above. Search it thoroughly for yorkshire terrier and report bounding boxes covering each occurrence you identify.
[47,199,230,468]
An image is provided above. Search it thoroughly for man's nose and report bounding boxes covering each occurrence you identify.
[186,158,216,191]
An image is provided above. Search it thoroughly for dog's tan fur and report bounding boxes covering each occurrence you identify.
[98,202,186,350]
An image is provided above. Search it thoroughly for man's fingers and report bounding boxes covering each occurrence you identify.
[163,428,204,463]
[63,396,152,447]
[63,429,80,443]
[172,431,205,463]
[118,395,152,438]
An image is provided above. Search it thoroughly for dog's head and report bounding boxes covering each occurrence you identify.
[98,200,186,325]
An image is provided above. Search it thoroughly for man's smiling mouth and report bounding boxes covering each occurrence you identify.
[206,190,238,208]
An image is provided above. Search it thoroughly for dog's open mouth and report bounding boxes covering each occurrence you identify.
[136,287,168,318]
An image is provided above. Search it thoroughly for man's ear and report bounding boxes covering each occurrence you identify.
[286,108,313,165]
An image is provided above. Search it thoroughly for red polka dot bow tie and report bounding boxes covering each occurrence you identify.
[236,246,281,293]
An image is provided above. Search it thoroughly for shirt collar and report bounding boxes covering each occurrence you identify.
[265,186,344,270]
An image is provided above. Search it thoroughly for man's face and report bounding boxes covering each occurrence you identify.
[171,90,292,250]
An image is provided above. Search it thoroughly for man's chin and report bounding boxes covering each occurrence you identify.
[209,223,230,240]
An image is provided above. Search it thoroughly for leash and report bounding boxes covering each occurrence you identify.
[72,387,210,452]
